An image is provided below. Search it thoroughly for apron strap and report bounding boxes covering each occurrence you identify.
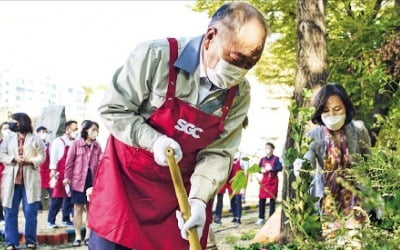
[166,38,179,99]
[221,85,238,120]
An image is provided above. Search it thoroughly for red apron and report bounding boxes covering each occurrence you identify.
[39,144,51,189]
[51,138,69,198]
[218,158,241,195]
[259,156,279,199]
[89,38,238,249]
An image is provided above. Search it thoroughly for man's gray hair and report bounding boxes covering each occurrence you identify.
[209,2,268,38]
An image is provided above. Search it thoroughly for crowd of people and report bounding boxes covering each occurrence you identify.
[0,115,102,249]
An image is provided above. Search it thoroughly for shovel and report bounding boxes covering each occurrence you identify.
[165,147,202,250]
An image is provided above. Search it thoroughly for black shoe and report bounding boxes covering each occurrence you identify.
[72,239,81,247]
[231,218,237,223]
[84,238,89,246]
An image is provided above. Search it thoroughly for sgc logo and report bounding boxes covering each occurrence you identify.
[174,119,204,139]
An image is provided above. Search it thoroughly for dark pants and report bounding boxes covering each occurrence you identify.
[214,193,242,220]
[230,194,242,219]
[0,204,4,221]
[4,185,39,245]
[259,198,276,219]
[47,195,73,224]
[89,231,131,250]
[214,193,224,221]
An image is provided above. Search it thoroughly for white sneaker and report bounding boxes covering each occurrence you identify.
[47,223,58,229]
[254,218,265,225]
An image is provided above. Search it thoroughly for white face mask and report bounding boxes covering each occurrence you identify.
[206,56,249,89]
[70,130,79,139]
[40,133,48,141]
[322,114,346,131]
[88,131,98,140]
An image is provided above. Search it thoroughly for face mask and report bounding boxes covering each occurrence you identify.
[69,130,79,139]
[8,122,18,133]
[322,114,346,131]
[40,133,47,141]
[265,148,272,156]
[88,131,98,140]
[206,58,248,89]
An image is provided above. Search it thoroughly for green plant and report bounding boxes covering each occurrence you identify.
[224,235,239,245]
[240,230,257,241]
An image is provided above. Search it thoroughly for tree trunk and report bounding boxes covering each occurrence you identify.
[280,0,328,242]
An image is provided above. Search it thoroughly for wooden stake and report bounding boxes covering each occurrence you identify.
[165,147,202,250]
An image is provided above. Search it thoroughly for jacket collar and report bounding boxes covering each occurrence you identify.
[78,137,98,148]
[174,35,204,74]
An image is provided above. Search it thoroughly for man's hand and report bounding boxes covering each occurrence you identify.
[176,199,206,240]
[62,178,71,186]
[152,135,183,166]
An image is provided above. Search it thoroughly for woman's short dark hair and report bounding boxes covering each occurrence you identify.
[80,120,99,140]
[311,83,356,125]
[11,112,33,134]
[266,142,275,149]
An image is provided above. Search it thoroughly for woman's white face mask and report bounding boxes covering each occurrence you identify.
[88,130,98,140]
[322,114,346,131]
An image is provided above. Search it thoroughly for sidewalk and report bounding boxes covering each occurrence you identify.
[0,209,88,249]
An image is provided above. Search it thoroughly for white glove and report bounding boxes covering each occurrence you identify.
[176,199,206,240]
[86,187,93,202]
[293,158,304,177]
[152,135,183,166]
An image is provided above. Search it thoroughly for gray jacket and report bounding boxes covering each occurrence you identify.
[304,120,371,198]
[0,133,45,208]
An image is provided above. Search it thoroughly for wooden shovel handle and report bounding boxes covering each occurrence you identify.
[165,147,202,250]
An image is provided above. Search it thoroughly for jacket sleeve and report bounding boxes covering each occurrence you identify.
[64,141,77,180]
[0,137,14,165]
[189,83,251,202]
[354,120,371,155]
[272,157,283,172]
[98,42,163,151]
[304,130,318,169]
[30,135,45,169]
[49,138,63,170]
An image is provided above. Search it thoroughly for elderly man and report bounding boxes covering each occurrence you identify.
[89,2,268,249]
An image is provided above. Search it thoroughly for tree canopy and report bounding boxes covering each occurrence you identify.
[192,0,400,147]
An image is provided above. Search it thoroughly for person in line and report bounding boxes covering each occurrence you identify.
[294,83,371,236]
[0,113,45,250]
[63,121,102,247]
[255,142,283,225]
[36,126,51,210]
[88,2,268,249]
[47,120,78,228]
[214,153,244,225]
[0,121,11,224]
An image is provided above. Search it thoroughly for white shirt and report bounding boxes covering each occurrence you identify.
[49,134,74,170]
